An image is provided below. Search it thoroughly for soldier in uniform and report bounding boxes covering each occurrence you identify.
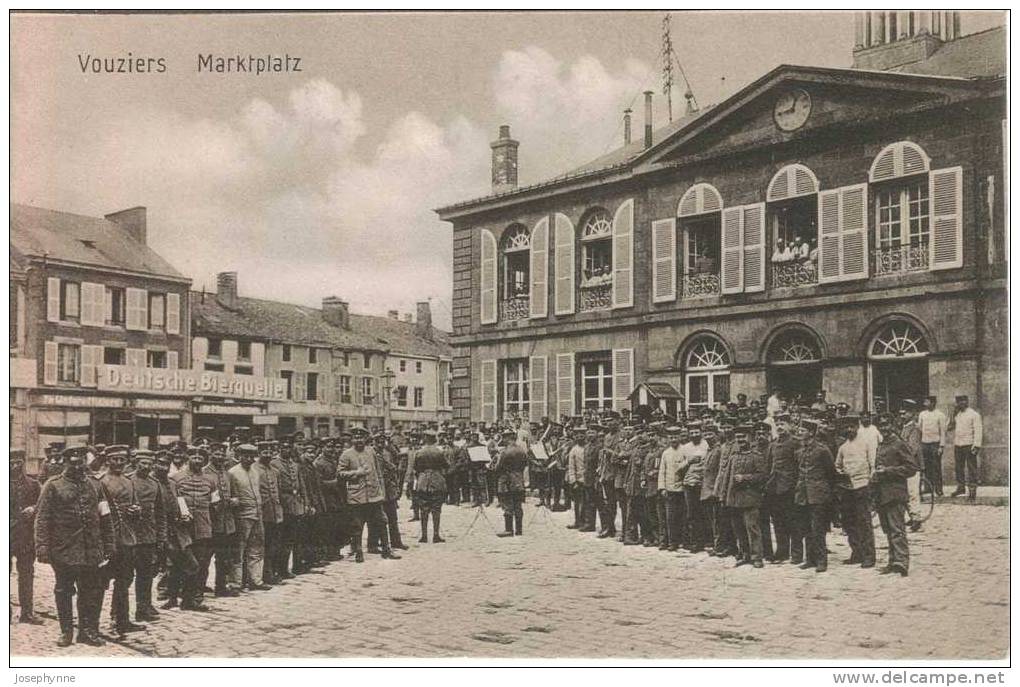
[100,448,146,635]
[373,434,409,550]
[271,443,306,578]
[597,420,621,538]
[154,453,197,610]
[494,428,528,537]
[408,430,449,543]
[10,449,42,625]
[203,449,239,595]
[338,429,401,561]
[565,429,587,530]
[228,444,269,591]
[35,449,116,647]
[129,451,165,622]
[872,414,918,576]
[643,427,663,546]
[721,425,769,568]
[169,450,214,611]
[622,433,649,545]
[297,441,325,569]
[254,442,285,585]
[764,419,799,563]
[794,419,836,573]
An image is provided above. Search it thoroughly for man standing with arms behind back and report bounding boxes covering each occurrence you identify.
[949,395,983,501]
[917,396,947,497]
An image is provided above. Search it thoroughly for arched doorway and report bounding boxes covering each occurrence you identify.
[683,335,731,411]
[868,320,930,412]
[765,328,823,406]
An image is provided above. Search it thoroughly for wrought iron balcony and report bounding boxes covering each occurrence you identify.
[499,295,530,322]
[771,260,818,288]
[681,272,720,299]
[579,281,612,311]
[874,243,930,276]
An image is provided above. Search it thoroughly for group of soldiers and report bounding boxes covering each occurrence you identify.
[11,390,982,648]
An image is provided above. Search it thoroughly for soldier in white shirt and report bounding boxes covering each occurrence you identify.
[950,395,983,500]
[917,396,948,496]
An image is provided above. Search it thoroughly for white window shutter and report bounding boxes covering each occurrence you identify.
[817,189,841,283]
[480,360,497,423]
[250,342,265,375]
[839,184,869,280]
[166,293,181,334]
[554,213,575,315]
[612,199,634,308]
[480,229,497,324]
[354,375,364,405]
[720,206,744,294]
[294,372,307,401]
[529,217,549,318]
[47,278,61,322]
[44,341,58,385]
[555,352,575,420]
[192,337,208,367]
[528,355,548,422]
[127,348,146,368]
[104,287,113,324]
[930,166,964,270]
[79,283,100,326]
[126,288,147,330]
[651,218,677,303]
[167,351,179,370]
[612,348,634,412]
[81,344,101,387]
[741,204,766,292]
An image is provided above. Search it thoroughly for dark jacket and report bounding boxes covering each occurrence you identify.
[10,473,41,554]
[169,468,215,541]
[623,444,647,497]
[35,472,116,567]
[700,444,721,501]
[794,439,836,506]
[337,447,386,505]
[130,474,166,545]
[254,462,284,525]
[271,456,307,516]
[155,476,191,551]
[313,454,343,512]
[411,445,449,494]
[766,437,798,496]
[100,472,139,547]
[202,464,236,535]
[723,448,769,508]
[872,435,918,506]
[300,456,326,514]
[494,444,527,494]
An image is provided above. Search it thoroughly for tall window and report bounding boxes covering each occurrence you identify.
[501,359,530,418]
[684,336,730,411]
[399,360,406,372]
[395,385,408,407]
[501,224,531,300]
[580,209,613,285]
[60,281,80,321]
[415,361,422,374]
[309,348,318,364]
[413,387,424,408]
[361,377,375,404]
[208,338,222,359]
[57,343,80,384]
[105,287,125,326]
[281,370,293,399]
[875,181,931,274]
[104,347,126,366]
[282,344,291,362]
[337,375,352,403]
[148,292,166,330]
[307,372,319,401]
[147,350,167,369]
[678,183,723,299]
[580,356,613,411]
[237,341,251,361]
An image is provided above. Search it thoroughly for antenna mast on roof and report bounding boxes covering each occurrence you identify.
[661,13,699,121]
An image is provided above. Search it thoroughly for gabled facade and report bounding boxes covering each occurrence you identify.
[438,15,1008,483]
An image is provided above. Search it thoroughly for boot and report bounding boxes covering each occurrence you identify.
[968,486,977,501]
[432,512,445,543]
[57,630,74,647]
[419,512,430,543]
[497,513,515,537]
[951,486,966,497]
[514,510,523,536]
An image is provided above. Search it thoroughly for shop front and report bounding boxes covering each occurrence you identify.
[193,401,274,441]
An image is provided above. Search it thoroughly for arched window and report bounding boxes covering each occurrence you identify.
[683,335,731,410]
[767,330,822,365]
[869,321,930,359]
[678,184,724,300]
[767,164,820,288]
[869,141,934,276]
[765,328,823,403]
[500,224,530,321]
[868,319,931,412]
[579,208,613,310]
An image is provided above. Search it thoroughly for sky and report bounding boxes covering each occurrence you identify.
[10,11,1004,330]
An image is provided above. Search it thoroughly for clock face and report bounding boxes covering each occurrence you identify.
[774,89,812,132]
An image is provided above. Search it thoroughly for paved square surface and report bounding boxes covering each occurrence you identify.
[10,498,1009,660]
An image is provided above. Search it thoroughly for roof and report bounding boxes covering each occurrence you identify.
[628,381,683,401]
[9,203,184,279]
[892,26,1006,79]
[191,291,451,358]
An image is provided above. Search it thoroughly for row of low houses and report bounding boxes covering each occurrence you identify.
[435,12,1009,483]
[10,204,452,474]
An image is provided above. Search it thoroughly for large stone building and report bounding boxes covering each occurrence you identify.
[437,12,1008,482]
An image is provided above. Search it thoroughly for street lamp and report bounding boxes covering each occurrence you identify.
[381,368,396,430]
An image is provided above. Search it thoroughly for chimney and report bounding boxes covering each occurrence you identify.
[643,91,654,149]
[388,309,399,320]
[415,301,433,340]
[105,207,147,245]
[623,108,632,145]
[490,124,519,194]
[322,296,350,329]
[216,271,238,309]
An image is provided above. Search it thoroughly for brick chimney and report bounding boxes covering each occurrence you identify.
[216,271,238,309]
[322,296,350,329]
[623,109,632,146]
[643,91,654,149]
[490,125,519,194]
[415,301,433,340]
[105,207,147,245]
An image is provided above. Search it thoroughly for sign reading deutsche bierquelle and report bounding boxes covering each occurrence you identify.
[97,365,287,402]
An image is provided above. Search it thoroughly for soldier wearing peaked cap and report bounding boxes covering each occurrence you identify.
[494,428,528,538]
[10,449,42,626]
[794,418,836,573]
[408,431,449,544]
[872,413,918,577]
[720,425,768,568]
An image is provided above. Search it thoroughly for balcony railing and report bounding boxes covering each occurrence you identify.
[682,272,720,299]
[771,260,818,288]
[499,295,531,322]
[874,243,930,276]
[579,281,612,311]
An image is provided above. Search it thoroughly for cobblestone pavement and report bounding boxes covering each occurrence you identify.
[10,498,1009,660]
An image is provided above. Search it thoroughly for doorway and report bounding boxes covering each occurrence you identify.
[870,359,929,412]
[766,363,822,407]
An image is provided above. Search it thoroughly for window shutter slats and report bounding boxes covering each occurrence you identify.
[929,166,964,270]
[294,372,306,401]
[166,293,181,334]
[127,348,146,368]
[611,199,634,308]
[554,213,575,315]
[126,288,147,331]
[167,351,179,370]
[192,337,208,366]
[250,342,265,375]
[480,360,497,423]
[651,218,677,303]
[81,344,101,387]
[47,278,61,322]
[555,353,575,420]
[839,184,869,280]
[720,206,744,294]
[480,229,497,324]
[529,217,549,319]
[80,283,101,326]
[742,204,766,292]
[612,348,634,412]
[44,341,58,385]
[817,189,841,283]
[869,141,931,182]
[529,355,548,422]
